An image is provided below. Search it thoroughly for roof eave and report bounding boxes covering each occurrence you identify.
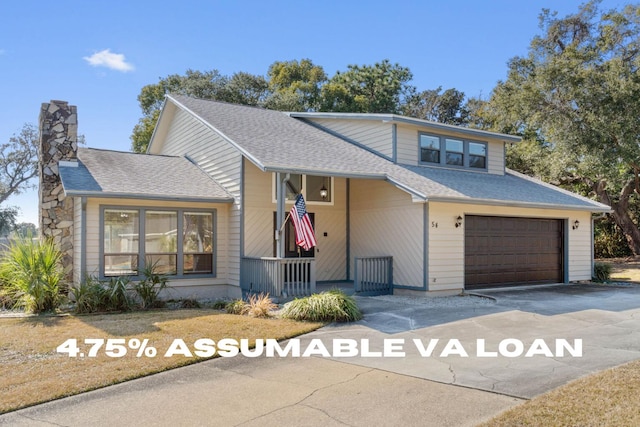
[426,195,612,213]
[62,189,234,204]
[287,112,522,143]
[263,165,386,180]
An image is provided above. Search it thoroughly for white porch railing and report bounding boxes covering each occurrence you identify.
[354,256,393,295]
[241,257,316,300]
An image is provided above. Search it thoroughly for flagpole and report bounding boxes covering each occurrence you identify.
[278,187,303,232]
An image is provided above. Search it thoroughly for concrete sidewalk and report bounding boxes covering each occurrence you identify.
[0,354,521,427]
[1,283,639,426]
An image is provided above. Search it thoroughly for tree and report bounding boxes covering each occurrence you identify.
[485,1,640,254]
[402,87,469,125]
[0,123,39,205]
[223,72,269,106]
[0,207,18,237]
[13,222,37,238]
[132,70,231,152]
[131,69,269,153]
[265,59,327,111]
[319,60,414,113]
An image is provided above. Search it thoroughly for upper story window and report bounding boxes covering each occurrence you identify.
[419,133,487,170]
[273,174,333,204]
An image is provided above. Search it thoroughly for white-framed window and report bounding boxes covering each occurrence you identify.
[272,174,334,205]
[101,207,215,278]
[419,133,487,170]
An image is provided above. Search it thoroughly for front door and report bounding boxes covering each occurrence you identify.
[273,212,315,258]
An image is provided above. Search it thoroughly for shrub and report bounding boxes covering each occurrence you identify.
[0,287,14,309]
[225,299,248,315]
[180,298,201,309]
[245,293,277,318]
[593,262,612,282]
[71,275,108,313]
[133,262,170,309]
[280,289,362,322]
[0,236,65,313]
[103,276,134,311]
[211,300,228,310]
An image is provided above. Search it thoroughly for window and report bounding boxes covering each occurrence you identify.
[445,139,464,166]
[418,133,487,170]
[183,212,213,274]
[420,135,440,164]
[469,142,487,169]
[145,211,178,275]
[273,174,333,204]
[104,209,139,276]
[102,207,215,278]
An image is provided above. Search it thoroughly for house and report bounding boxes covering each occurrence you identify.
[39,96,610,300]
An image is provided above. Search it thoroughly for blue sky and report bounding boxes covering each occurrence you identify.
[0,0,624,225]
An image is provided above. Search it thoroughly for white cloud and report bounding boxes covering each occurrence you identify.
[83,49,134,72]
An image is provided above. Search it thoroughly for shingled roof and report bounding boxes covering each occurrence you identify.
[59,148,234,202]
[165,95,609,212]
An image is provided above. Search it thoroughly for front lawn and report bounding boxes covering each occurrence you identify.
[0,309,322,414]
[482,359,640,426]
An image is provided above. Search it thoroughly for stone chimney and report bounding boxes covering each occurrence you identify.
[39,100,77,281]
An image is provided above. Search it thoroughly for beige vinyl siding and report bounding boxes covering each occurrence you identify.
[396,125,419,166]
[428,202,594,291]
[243,162,347,281]
[567,210,593,281]
[84,198,231,290]
[305,118,394,159]
[73,197,82,284]
[150,108,242,285]
[350,179,424,287]
[486,141,505,175]
[396,123,506,175]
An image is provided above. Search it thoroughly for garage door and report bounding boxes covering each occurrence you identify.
[465,216,563,289]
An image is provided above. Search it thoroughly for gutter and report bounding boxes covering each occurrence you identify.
[62,190,234,204]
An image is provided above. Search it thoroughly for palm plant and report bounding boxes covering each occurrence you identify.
[0,236,65,313]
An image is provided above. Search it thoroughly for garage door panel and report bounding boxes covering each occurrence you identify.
[465,216,563,289]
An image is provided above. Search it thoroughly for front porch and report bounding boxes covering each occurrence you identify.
[240,256,393,301]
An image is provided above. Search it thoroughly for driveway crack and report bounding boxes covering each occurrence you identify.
[234,368,373,426]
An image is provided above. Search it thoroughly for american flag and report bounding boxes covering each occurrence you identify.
[290,194,317,251]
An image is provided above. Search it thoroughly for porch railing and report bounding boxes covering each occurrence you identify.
[354,256,393,295]
[241,257,316,300]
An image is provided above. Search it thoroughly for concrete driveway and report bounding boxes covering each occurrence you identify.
[304,283,640,398]
[1,283,639,426]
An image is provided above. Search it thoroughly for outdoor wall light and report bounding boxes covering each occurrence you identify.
[573,220,580,230]
[455,216,463,228]
[320,185,328,200]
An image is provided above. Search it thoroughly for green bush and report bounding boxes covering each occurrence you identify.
[225,299,248,315]
[593,262,612,282]
[0,237,65,313]
[71,275,108,313]
[103,276,134,311]
[133,262,169,309]
[211,299,228,310]
[280,289,362,322]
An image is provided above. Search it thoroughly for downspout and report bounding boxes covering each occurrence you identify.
[275,173,290,258]
[81,197,87,281]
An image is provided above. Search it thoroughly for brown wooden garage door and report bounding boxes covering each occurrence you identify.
[465,216,563,289]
